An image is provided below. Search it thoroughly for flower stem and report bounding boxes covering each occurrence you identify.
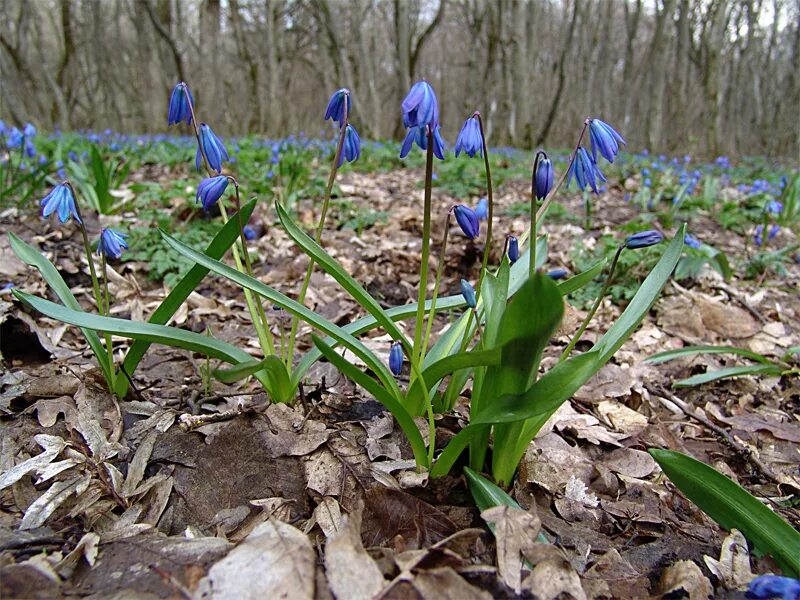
[560,244,624,361]
[185,92,273,359]
[412,130,435,367]
[420,212,451,358]
[286,101,349,370]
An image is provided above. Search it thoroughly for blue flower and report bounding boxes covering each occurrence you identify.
[453,205,480,240]
[401,81,439,130]
[588,119,626,163]
[97,229,129,259]
[460,279,477,308]
[766,200,783,214]
[507,236,519,264]
[547,268,568,280]
[337,125,361,167]
[769,224,780,240]
[22,123,36,138]
[684,233,702,249]
[196,176,230,211]
[7,127,22,149]
[625,230,664,249]
[534,154,554,200]
[455,116,482,158]
[389,342,403,376]
[243,225,257,240]
[324,88,351,128]
[746,575,800,600]
[754,225,764,247]
[41,184,82,224]
[168,82,194,126]
[475,197,488,220]
[567,147,606,194]
[400,124,446,160]
[196,123,228,174]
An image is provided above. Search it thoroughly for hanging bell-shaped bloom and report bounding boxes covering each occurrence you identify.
[624,230,664,250]
[337,125,361,167]
[454,116,482,158]
[401,81,439,131]
[547,268,568,280]
[41,183,82,224]
[453,205,480,240]
[567,147,606,195]
[196,123,228,174]
[588,118,626,164]
[196,176,229,212]
[324,88,351,128]
[534,154,554,200]
[167,82,194,126]
[389,342,403,376]
[475,197,488,221]
[400,124,446,160]
[460,279,477,308]
[97,228,129,259]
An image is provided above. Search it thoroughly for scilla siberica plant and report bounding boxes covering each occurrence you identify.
[12,75,684,487]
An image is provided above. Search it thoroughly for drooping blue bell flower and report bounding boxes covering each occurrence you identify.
[547,268,568,280]
[196,123,228,174]
[475,197,488,221]
[588,118,626,163]
[41,183,82,224]
[460,279,477,308]
[400,124,446,160]
[168,82,194,126]
[534,154,554,200]
[97,229,129,260]
[625,230,664,249]
[196,176,229,212]
[567,147,606,195]
[684,233,702,249]
[337,125,361,167]
[7,127,23,149]
[23,123,36,138]
[401,81,439,130]
[389,342,403,376]
[324,88,351,128]
[454,116,482,158]
[453,205,480,240]
[746,575,800,600]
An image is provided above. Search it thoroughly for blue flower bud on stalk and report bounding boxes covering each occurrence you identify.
[507,236,519,264]
[547,268,568,280]
[337,125,361,167]
[196,176,229,212]
[97,229,129,259]
[684,233,702,249]
[624,230,664,249]
[460,279,477,308]
[588,118,626,163]
[567,147,606,195]
[454,116,482,158]
[453,205,480,240]
[534,154,554,200]
[196,123,228,174]
[167,82,194,126]
[389,342,403,376]
[41,183,82,224]
[324,88,351,128]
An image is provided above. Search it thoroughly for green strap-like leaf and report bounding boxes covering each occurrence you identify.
[311,334,428,468]
[556,259,606,296]
[650,449,800,577]
[13,290,259,367]
[117,199,257,396]
[646,345,774,365]
[213,355,294,403]
[160,230,402,398]
[674,364,784,387]
[276,202,409,352]
[8,232,113,385]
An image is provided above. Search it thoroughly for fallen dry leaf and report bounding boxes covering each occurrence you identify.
[703,529,754,590]
[324,511,386,600]
[660,559,713,599]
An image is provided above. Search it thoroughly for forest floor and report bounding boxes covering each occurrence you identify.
[1,166,799,599]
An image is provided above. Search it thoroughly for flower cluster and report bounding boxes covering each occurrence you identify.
[567,118,625,195]
[400,81,445,160]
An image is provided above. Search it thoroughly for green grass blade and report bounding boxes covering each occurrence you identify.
[674,364,784,387]
[646,345,774,365]
[8,232,113,385]
[160,230,401,398]
[311,335,428,468]
[650,449,800,577]
[116,199,257,396]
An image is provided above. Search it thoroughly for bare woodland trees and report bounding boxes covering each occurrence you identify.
[1,0,798,157]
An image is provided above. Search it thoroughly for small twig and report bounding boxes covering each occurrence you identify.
[710,284,767,324]
[325,439,367,494]
[177,405,248,431]
[644,383,795,492]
